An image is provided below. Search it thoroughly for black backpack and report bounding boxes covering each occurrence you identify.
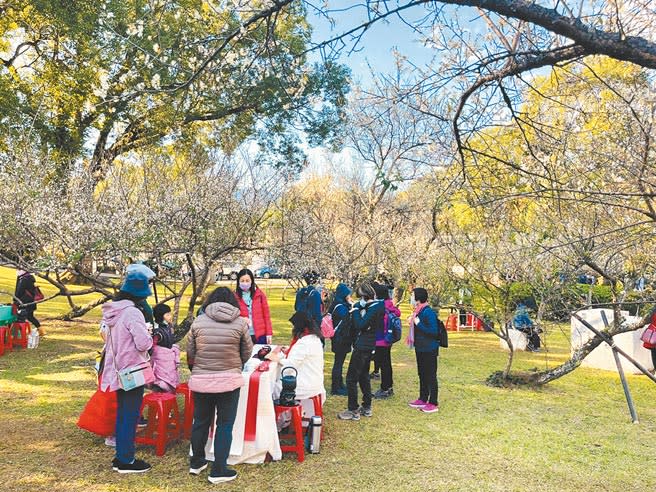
[331,305,354,349]
[437,318,448,348]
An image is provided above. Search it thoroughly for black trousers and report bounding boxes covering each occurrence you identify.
[18,309,40,328]
[190,389,240,474]
[331,349,349,391]
[373,346,393,390]
[346,348,373,411]
[415,349,438,405]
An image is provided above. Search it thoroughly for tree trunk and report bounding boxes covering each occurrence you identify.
[533,312,652,385]
[501,325,514,378]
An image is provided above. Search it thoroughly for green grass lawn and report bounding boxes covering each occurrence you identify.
[1,266,655,491]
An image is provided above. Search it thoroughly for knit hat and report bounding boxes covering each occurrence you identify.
[153,303,171,324]
[120,263,153,298]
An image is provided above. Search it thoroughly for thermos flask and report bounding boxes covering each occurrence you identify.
[308,415,322,453]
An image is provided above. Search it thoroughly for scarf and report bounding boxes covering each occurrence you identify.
[406,302,428,348]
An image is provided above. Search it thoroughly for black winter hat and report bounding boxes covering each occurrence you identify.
[153,303,171,324]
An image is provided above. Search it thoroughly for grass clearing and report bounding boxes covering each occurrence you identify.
[1,267,655,491]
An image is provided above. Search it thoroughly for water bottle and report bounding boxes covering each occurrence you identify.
[307,415,322,454]
[31,327,40,349]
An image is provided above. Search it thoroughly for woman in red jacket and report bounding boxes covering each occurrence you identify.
[234,269,273,344]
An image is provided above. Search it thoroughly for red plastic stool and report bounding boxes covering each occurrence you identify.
[302,394,324,440]
[136,392,181,456]
[176,382,194,439]
[274,403,305,463]
[2,325,13,352]
[0,325,9,355]
[11,322,29,349]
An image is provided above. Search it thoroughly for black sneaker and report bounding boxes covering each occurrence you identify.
[373,388,393,399]
[358,405,373,417]
[111,457,119,471]
[189,461,208,475]
[115,458,151,474]
[208,468,238,484]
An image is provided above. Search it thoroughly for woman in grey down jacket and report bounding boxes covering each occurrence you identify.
[187,287,253,484]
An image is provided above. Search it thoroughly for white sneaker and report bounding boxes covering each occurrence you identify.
[189,463,208,475]
[104,436,116,447]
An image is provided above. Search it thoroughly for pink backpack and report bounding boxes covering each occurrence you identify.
[321,313,335,338]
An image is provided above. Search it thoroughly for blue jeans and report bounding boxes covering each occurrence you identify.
[190,389,241,474]
[115,386,145,464]
[251,335,267,344]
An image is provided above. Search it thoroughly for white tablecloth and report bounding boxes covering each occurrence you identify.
[192,345,282,464]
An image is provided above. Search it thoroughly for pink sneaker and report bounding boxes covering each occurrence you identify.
[408,399,426,408]
[420,403,439,413]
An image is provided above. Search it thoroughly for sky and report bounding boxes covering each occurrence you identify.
[303,1,442,174]
[307,1,438,84]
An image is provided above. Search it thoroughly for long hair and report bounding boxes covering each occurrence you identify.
[203,286,240,310]
[289,311,322,340]
[235,268,256,299]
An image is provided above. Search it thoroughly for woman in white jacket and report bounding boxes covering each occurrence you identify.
[268,311,326,411]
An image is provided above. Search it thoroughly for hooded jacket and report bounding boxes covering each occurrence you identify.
[187,301,253,393]
[235,287,273,339]
[150,344,181,393]
[329,283,352,353]
[100,300,154,392]
[352,299,385,351]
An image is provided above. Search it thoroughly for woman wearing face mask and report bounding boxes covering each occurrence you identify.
[337,282,384,421]
[234,269,273,344]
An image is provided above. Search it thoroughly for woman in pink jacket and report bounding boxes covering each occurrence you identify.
[234,269,273,344]
[100,267,154,474]
[372,283,401,400]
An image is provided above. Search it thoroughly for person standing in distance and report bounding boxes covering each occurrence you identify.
[234,268,273,344]
[407,288,440,413]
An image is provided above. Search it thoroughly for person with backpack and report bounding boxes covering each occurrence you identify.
[337,282,384,421]
[234,268,273,344]
[294,271,323,328]
[372,283,401,400]
[328,283,353,396]
[407,288,440,413]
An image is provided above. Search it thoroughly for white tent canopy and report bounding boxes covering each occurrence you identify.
[571,309,653,374]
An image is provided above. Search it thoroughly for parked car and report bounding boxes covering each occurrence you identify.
[215,262,243,281]
[255,265,286,279]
